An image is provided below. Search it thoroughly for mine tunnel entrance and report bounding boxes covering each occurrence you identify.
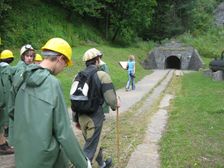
[165,56,181,69]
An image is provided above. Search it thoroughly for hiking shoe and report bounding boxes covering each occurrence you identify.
[0,142,14,155]
[103,158,112,168]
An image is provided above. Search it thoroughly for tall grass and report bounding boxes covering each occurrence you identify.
[160,72,224,167]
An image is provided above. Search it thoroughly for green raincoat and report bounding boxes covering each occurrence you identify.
[12,65,88,168]
[0,63,14,128]
[98,61,110,113]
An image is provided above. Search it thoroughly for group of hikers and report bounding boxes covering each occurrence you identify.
[0,37,122,168]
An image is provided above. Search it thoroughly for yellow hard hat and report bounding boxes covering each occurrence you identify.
[83,48,102,62]
[41,38,72,66]
[35,54,43,61]
[1,50,14,59]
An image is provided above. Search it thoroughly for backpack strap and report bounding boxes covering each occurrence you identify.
[92,71,104,105]
[85,65,104,105]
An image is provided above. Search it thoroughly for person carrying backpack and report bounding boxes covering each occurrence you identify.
[70,48,120,168]
[11,38,91,168]
[0,50,15,155]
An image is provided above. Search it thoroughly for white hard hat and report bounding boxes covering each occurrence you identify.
[83,48,103,62]
[20,44,34,56]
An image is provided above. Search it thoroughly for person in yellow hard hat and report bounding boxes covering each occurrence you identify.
[34,53,43,64]
[0,50,14,155]
[11,38,91,168]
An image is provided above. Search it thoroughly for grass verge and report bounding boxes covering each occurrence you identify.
[160,72,224,168]
[100,70,172,168]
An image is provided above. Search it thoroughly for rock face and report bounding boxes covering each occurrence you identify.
[214,2,224,26]
[142,41,204,70]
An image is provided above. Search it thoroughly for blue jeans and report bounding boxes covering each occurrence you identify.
[126,72,135,90]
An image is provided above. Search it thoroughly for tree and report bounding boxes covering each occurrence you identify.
[103,0,156,42]
[56,0,156,43]
[61,0,103,17]
[0,0,13,46]
[147,0,219,41]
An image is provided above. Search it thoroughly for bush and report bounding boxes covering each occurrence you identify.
[179,27,224,58]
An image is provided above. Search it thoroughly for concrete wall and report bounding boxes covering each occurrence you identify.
[142,42,204,70]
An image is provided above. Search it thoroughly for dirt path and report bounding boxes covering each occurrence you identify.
[126,94,174,168]
[125,70,183,168]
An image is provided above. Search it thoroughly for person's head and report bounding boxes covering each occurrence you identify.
[34,53,43,64]
[20,44,35,65]
[0,49,14,64]
[83,48,103,67]
[41,37,72,75]
[129,55,135,61]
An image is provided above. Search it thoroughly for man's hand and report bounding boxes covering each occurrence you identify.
[116,96,121,108]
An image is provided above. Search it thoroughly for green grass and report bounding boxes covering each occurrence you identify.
[160,72,224,168]
[101,90,160,168]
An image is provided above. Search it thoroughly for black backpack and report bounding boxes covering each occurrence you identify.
[70,66,103,114]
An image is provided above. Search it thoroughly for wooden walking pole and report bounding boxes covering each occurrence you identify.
[116,106,120,167]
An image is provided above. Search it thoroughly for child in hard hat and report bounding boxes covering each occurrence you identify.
[19,44,36,65]
[11,38,91,168]
[6,45,36,144]
[0,50,14,155]
[12,44,36,79]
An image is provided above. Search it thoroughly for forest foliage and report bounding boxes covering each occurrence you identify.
[0,0,222,48]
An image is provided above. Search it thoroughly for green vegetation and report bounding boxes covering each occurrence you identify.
[1,0,224,167]
[160,72,224,167]
[0,0,222,47]
[144,0,219,41]
[1,0,223,126]
[0,0,104,48]
[179,28,224,58]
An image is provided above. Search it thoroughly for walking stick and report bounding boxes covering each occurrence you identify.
[116,106,120,167]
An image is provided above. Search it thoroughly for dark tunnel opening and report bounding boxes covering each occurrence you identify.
[165,56,181,69]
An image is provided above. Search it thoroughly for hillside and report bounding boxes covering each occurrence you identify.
[0,0,104,49]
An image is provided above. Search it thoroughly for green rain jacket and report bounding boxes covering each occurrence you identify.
[0,63,14,127]
[98,61,110,113]
[8,60,30,118]
[13,65,88,168]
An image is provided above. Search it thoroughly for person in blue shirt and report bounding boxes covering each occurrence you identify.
[126,55,136,91]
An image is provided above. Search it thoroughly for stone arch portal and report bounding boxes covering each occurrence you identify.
[165,56,181,69]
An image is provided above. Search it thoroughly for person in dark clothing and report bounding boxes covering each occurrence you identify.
[71,48,120,168]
